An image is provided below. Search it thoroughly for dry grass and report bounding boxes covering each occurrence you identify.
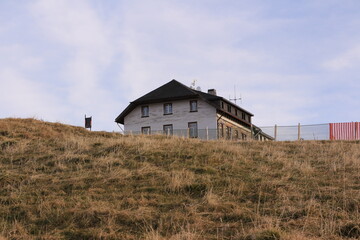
[1,118,360,239]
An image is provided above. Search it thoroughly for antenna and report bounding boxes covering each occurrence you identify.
[190,79,197,89]
[190,79,202,91]
[229,85,242,105]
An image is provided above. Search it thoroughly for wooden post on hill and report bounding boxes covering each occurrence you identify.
[298,123,301,141]
[274,124,277,141]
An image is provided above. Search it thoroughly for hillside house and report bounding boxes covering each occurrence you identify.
[115,79,272,141]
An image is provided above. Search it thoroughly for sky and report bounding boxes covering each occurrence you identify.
[0,0,359,131]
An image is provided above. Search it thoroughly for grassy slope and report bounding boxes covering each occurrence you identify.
[1,118,360,240]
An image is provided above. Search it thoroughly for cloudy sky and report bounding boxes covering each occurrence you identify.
[1,0,359,131]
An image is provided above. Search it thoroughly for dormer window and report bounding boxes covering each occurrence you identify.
[242,112,246,120]
[227,105,231,113]
[164,103,173,115]
[141,106,149,117]
[190,100,198,112]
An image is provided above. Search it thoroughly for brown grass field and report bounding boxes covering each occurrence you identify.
[1,118,360,239]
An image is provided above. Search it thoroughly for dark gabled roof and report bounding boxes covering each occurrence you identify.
[115,80,200,124]
[115,79,253,124]
[132,79,199,104]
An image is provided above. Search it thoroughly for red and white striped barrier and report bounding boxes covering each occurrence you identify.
[330,122,360,140]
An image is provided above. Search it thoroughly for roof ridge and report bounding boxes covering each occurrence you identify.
[131,79,199,104]
[170,79,199,95]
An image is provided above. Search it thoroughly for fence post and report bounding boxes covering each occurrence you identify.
[206,127,209,140]
[250,124,253,140]
[187,128,190,138]
[298,123,301,141]
[274,124,277,141]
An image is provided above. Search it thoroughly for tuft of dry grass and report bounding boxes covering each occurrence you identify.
[1,118,360,239]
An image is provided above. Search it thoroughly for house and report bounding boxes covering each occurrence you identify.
[115,79,273,141]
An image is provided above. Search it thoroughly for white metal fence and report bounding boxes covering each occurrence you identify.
[124,129,219,140]
[260,123,330,141]
[123,123,341,141]
[123,122,360,141]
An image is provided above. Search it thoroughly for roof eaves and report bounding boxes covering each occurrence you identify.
[115,103,136,124]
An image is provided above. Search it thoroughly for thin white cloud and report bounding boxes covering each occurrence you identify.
[118,1,274,99]
[31,0,109,50]
[0,44,43,72]
[0,68,65,120]
[323,45,360,70]
[29,0,122,130]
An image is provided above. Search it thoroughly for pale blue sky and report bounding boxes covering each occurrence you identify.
[0,0,359,131]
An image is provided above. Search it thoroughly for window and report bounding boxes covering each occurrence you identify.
[218,123,224,138]
[141,106,149,117]
[190,100,198,112]
[141,126,151,135]
[221,102,224,109]
[248,115,251,123]
[188,122,198,138]
[227,105,231,113]
[234,130,239,139]
[242,133,247,140]
[164,103,172,115]
[242,112,246,120]
[163,124,173,135]
[235,109,238,116]
[226,126,232,139]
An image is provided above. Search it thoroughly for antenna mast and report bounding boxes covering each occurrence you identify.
[229,85,242,105]
[190,79,197,89]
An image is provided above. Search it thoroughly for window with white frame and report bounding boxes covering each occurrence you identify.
[190,100,198,112]
[141,126,151,135]
[164,103,172,115]
[188,122,198,138]
[163,124,173,135]
[141,106,149,117]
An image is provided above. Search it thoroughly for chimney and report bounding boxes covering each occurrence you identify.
[208,89,217,95]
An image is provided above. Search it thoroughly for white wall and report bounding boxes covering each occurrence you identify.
[124,99,217,133]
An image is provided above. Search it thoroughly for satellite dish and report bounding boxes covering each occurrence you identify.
[196,86,201,91]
